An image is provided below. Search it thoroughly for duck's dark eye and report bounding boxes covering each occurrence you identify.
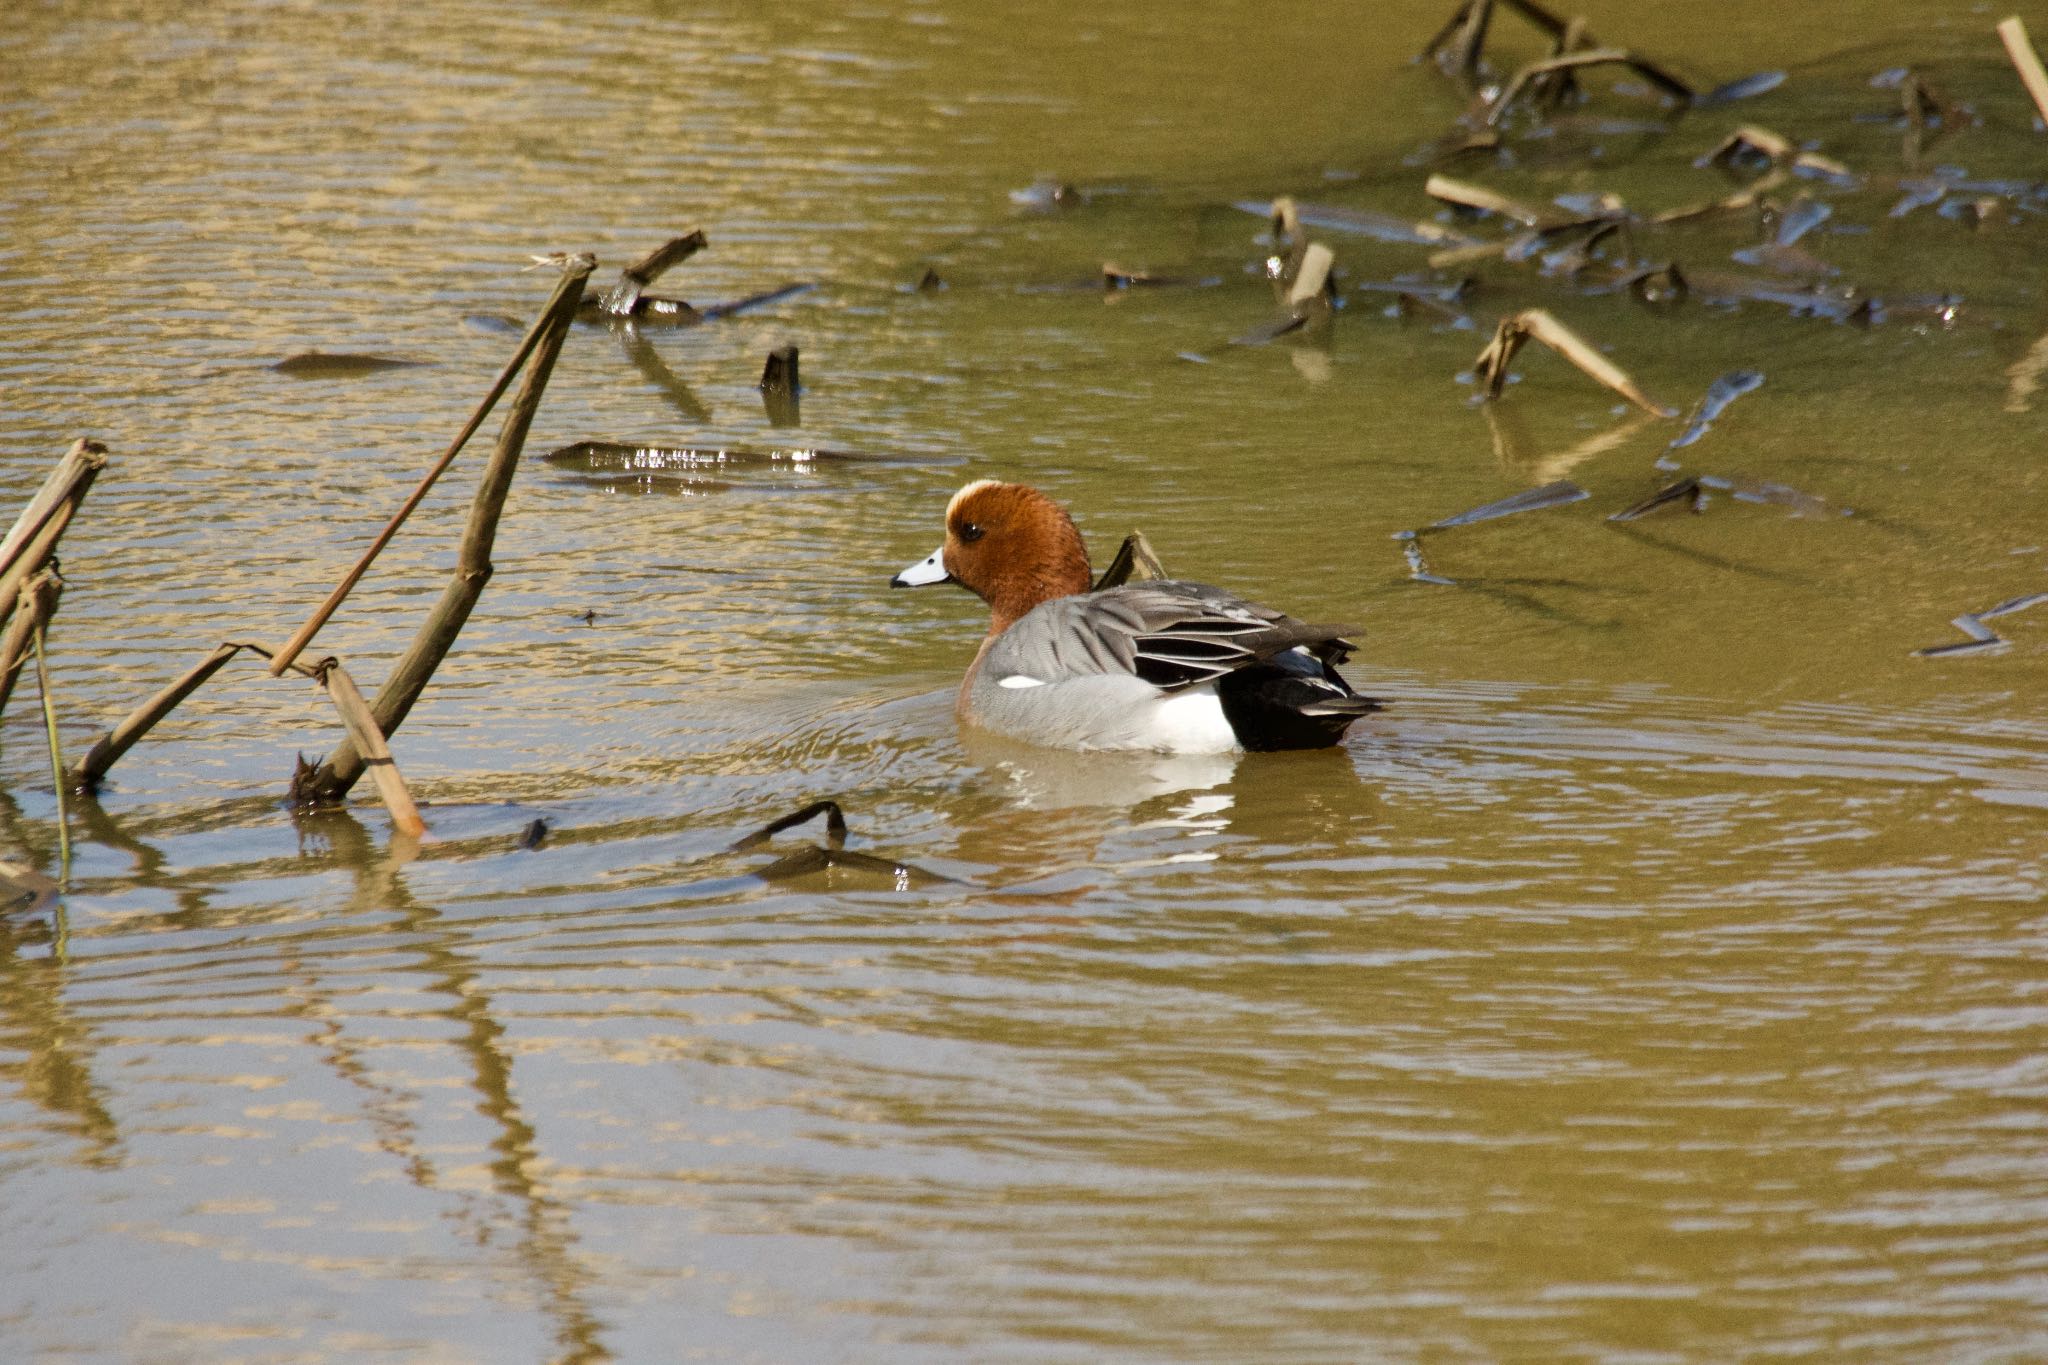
[959,522,984,543]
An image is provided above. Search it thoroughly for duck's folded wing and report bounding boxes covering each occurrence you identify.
[1132,615,1360,690]
[1001,585,1358,692]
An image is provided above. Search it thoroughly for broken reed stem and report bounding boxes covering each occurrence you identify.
[0,440,105,582]
[268,257,596,678]
[1475,309,1675,416]
[1486,48,1694,127]
[69,642,243,795]
[30,611,69,882]
[296,255,595,804]
[319,663,426,839]
[1998,17,2048,127]
[0,441,106,637]
[0,570,61,721]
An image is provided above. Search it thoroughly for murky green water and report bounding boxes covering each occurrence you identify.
[4,0,2048,1359]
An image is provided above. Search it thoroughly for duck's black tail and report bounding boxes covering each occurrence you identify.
[1216,650,1383,752]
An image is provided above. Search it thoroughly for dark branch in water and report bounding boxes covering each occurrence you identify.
[725,799,963,888]
[729,799,848,852]
[759,345,801,427]
[598,229,706,316]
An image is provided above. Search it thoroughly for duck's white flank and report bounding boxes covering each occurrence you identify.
[1142,684,1238,754]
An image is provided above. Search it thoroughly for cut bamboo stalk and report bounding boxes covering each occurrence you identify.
[294,255,594,803]
[70,642,242,795]
[1998,17,2048,127]
[0,570,61,721]
[269,256,597,678]
[318,662,426,839]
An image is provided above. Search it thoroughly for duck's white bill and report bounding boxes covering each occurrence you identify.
[891,546,950,587]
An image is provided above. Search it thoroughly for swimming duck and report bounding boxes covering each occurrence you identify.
[890,480,1380,753]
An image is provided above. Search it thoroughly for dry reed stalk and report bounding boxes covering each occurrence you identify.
[318,662,426,839]
[1473,309,1675,416]
[293,255,594,804]
[0,571,61,720]
[0,440,105,577]
[0,441,105,635]
[1286,243,1336,310]
[1650,167,1789,224]
[1424,174,1565,229]
[269,257,597,678]
[69,642,243,795]
[29,606,69,879]
[1998,17,2048,127]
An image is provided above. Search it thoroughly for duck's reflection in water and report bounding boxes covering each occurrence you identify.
[960,728,1240,812]
[952,731,1375,895]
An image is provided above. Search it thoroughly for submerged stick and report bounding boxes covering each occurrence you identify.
[296,256,594,803]
[319,662,426,839]
[269,257,596,677]
[1998,17,2048,127]
[70,642,243,795]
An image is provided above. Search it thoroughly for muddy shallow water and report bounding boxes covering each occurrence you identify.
[3,1,2047,1359]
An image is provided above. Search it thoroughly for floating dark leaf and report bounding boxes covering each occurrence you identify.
[271,353,430,378]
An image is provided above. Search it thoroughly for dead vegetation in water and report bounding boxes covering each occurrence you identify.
[11,7,2048,905]
[17,257,597,868]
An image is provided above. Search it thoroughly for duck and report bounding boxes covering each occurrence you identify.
[890,480,1381,753]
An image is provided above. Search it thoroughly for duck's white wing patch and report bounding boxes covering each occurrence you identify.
[997,674,1046,689]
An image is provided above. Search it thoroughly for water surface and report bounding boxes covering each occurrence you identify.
[3,1,2047,1359]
